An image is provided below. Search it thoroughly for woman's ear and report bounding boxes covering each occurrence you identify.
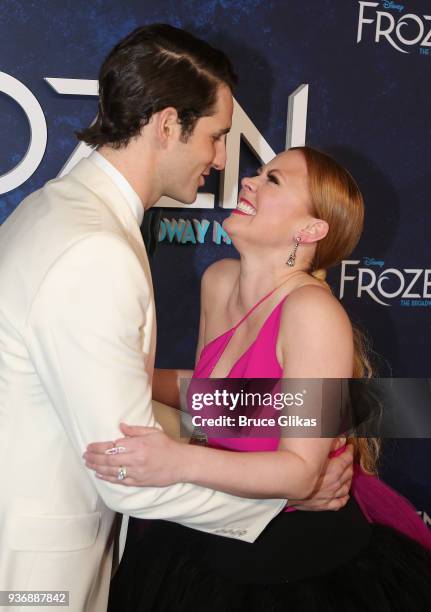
[298,219,329,244]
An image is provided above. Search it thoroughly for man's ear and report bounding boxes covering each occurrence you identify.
[298,219,329,244]
[153,107,181,146]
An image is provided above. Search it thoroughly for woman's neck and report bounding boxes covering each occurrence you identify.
[235,252,309,313]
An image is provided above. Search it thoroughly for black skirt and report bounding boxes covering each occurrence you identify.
[108,497,431,612]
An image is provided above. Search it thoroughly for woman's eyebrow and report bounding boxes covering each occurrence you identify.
[257,166,285,179]
[266,168,285,180]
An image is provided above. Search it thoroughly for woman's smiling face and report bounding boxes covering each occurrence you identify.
[223,149,314,248]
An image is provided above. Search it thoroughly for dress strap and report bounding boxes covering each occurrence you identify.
[232,286,280,330]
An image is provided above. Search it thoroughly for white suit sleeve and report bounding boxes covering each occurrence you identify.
[24,233,285,543]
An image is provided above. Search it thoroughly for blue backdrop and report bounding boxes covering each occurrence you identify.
[1,0,430,526]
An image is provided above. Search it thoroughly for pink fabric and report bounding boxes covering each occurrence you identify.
[351,464,431,548]
[193,289,431,549]
[195,290,286,452]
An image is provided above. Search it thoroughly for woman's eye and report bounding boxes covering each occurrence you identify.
[267,174,279,184]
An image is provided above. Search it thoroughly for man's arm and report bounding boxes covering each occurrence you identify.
[24,233,285,542]
[289,443,353,511]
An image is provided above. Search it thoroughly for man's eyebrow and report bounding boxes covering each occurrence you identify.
[215,127,230,135]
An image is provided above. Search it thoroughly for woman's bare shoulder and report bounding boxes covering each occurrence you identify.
[279,284,354,376]
[201,258,240,298]
[284,283,348,317]
[199,259,239,343]
[281,283,353,343]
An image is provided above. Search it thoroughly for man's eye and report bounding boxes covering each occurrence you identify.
[267,174,279,184]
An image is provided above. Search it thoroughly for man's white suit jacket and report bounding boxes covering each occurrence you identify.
[0,158,285,611]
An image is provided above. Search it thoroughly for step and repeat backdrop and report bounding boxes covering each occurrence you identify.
[1,1,430,525]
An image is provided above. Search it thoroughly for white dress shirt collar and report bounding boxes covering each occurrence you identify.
[89,150,144,226]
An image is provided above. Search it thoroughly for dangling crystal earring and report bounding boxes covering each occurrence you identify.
[286,237,300,267]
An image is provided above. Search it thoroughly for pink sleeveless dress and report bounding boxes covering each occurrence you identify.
[193,289,431,546]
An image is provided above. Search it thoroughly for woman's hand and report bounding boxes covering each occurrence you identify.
[83,423,190,487]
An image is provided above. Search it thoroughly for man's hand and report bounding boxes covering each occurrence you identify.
[289,442,354,511]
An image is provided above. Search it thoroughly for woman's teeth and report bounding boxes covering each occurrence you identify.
[236,201,256,215]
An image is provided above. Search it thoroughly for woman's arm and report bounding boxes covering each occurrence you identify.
[176,443,325,500]
[85,286,353,501]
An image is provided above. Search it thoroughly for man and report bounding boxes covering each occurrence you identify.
[0,24,352,612]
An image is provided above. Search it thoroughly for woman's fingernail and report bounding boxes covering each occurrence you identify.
[96,473,104,478]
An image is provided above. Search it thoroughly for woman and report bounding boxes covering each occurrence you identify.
[85,147,431,611]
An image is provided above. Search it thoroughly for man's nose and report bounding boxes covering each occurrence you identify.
[212,139,227,171]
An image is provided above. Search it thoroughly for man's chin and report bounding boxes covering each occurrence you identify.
[179,192,198,205]
[166,189,198,205]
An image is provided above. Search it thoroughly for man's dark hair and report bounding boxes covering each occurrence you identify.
[77,24,237,148]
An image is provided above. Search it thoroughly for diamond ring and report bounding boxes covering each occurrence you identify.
[117,466,127,480]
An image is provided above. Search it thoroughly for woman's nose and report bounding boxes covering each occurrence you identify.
[241,176,257,191]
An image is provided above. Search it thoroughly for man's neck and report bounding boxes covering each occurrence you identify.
[97,144,161,209]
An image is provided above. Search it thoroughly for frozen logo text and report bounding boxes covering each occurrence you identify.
[357,1,431,54]
[339,260,431,306]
